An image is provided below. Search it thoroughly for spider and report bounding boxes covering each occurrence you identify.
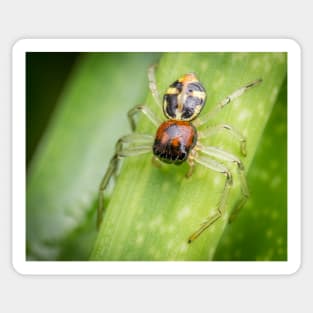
[97,65,262,243]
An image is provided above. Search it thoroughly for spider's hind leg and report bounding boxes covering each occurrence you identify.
[199,123,247,157]
[195,79,262,127]
[128,104,162,131]
[147,64,162,108]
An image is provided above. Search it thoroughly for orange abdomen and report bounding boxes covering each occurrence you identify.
[153,120,197,164]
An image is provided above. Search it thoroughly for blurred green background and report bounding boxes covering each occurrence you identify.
[26,53,80,166]
[26,52,287,261]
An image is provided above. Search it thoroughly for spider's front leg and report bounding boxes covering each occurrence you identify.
[188,153,233,243]
[198,145,250,224]
[97,133,153,228]
[187,144,249,243]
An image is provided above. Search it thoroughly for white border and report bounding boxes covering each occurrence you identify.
[12,39,301,275]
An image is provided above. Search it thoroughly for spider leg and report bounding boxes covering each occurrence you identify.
[186,149,197,178]
[199,123,247,156]
[151,155,162,168]
[147,64,162,108]
[188,154,233,243]
[194,79,262,127]
[128,104,162,131]
[198,145,249,225]
[97,133,153,228]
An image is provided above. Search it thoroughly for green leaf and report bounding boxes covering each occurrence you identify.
[90,52,287,260]
[214,77,287,261]
[27,52,161,260]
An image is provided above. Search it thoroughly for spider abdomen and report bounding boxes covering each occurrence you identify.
[153,120,197,164]
[163,73,206,121]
